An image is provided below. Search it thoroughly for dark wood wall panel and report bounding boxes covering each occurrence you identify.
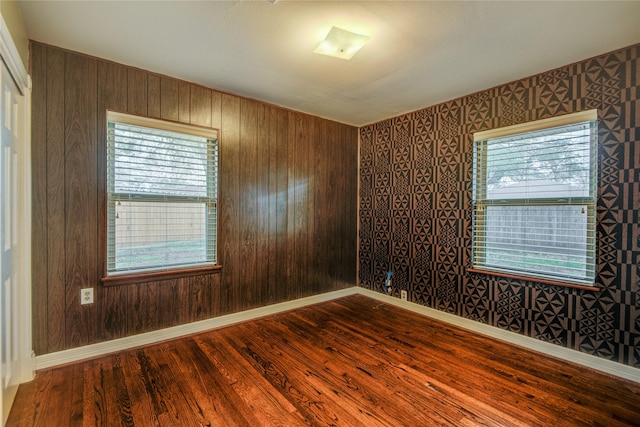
[189,275,212,321]
[294,114,310,300]
[127,68,147,115]
[160,77,179,121]
[239,98,258,310]
[274,109,289,302]
[312,116,327,294]
[285,112,297,299]
[45,47,66,352]
[218,93,240,315]
[29,41,359,356]
[178,81,190,123]
[97,60,128,341]
[64,53,98,347]
[211,91,222,130]
[256,104,271,303]
[342,125,358,286]
[190,85,212,127]
[147,74,161,118]
[30,42,48,354]
[127,283,150,335]
[265,106,278,304]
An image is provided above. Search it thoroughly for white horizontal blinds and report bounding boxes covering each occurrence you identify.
[112,125,209,197]
[481,122,594,201]
[475,205,595,281]
[472,110,597,286]
[107,113,218,275]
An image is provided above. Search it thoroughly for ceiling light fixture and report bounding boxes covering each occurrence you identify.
[314,26,370,60]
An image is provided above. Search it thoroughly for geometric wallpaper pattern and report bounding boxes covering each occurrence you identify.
[359,44,640,367]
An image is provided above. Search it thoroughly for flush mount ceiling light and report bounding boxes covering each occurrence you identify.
[314,26,370,60]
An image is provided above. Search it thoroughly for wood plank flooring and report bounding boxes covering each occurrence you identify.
[8,295,640,426]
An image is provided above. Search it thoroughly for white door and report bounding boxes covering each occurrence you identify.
[0,60,22,425]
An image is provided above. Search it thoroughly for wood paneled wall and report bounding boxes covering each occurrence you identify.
[30,42,358,355]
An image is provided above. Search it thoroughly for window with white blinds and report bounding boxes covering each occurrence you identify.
[472,110,598,286]
[106,112,218,276]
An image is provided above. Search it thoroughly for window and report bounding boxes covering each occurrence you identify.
[106,112,218,276]
[472,110,597,287]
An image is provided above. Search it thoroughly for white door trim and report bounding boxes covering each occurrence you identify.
[0,11,34,425]
[0,15,28,95]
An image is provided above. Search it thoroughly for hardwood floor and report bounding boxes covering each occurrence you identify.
[8,295,640,426]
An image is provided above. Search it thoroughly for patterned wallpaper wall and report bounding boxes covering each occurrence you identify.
[359,44,639,367]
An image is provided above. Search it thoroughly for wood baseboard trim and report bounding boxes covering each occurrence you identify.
[35,286,640,384]
[357,288,640,384]
[35,287,359,370]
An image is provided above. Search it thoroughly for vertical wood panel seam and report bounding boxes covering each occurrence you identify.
[45,46,68,352]
[44,44,52,353]
[96,61,104,339]
[62,51,67,349]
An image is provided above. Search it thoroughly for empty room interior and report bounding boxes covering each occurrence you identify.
[2,1,640,425]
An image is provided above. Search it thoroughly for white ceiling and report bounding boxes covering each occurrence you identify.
[17,1,640,127]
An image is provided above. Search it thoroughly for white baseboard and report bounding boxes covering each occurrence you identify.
[357,288,640,384]
[36,286,640,385]
[35,287,358,370]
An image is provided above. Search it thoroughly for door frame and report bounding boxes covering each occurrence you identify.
[0,10,33,424]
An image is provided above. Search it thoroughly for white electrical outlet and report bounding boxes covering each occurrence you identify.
[387,279,392,293]
[81,288,94,305]
[401,290,407,301]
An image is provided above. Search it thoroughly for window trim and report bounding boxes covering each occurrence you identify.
[102,264,222,287]
[474,109,597,141]
[466,268,600,292]
[471,110,598,288]
[103,111,219,282]
[107,111,217,139]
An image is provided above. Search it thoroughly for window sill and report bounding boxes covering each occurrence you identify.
[102,265,222,287]
[467,268,600,292]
